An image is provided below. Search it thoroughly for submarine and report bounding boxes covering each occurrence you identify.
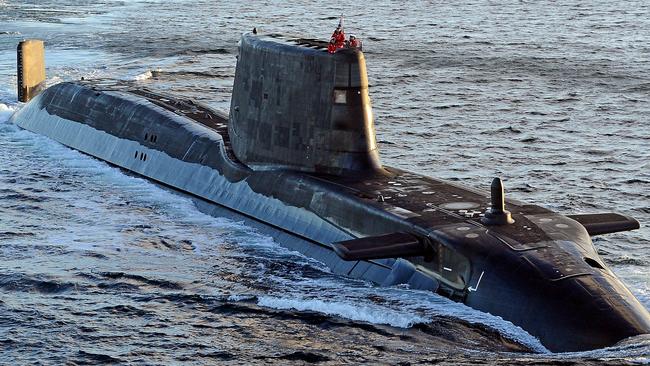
[10,35,650,352]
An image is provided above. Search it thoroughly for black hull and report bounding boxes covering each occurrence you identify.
[10,80,650,352]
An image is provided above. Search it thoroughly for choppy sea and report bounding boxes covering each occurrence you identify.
[0,1,649,364]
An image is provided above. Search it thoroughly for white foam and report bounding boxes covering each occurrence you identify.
[227,294,256,302]
[258,296,429,328]
[543,334,650,360]
[132,70,153,81]
[618,267,650,309]
[0,103,17,122]
[256,275,549,353]
[2,119,255,257]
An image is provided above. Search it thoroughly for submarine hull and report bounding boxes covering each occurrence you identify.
[11,80,650,352]
[9,33,650,352]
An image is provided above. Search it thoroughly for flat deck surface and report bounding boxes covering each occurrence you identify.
[318,170,553,244]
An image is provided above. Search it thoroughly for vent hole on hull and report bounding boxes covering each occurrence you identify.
[134,151,138,158]
[584,257,604,270]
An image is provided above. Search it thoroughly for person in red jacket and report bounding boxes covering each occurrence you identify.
[327,38,337,54]
[348,35,362,50]
[332,27,345,48]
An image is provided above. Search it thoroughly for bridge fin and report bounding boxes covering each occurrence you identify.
[228,34,382,176]
[568,213,640,236]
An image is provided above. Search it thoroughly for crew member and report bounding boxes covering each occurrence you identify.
[348,35,362,50]
[327,38,337,54]
[332,27,345,48]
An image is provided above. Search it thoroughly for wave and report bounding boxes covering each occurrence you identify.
[151,70,232,79]
[74,351,122,364]
[604,256,649,267]
[520,136,539,143]
[583,149,612,156]
[527,111,548,116]
[256,286,549,354]
[154,295,535,353]
[132,70,153,81]
[481,125,523,134]
[96,304,152,316]
[622,83,650,93]
[129,69,232,82]
[545,334,650,362]
[0,103,17,122]
[0,273,78,294]
[550,117,571,122]
[432,104,463,110]
[95,271,184,290]
[177,48,230,56]
[0,231,35,239]
[0,191,50,203]
[258,296,429,328]
[625,178,650,185]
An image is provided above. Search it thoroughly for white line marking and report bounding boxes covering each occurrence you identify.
[468,271,485,292]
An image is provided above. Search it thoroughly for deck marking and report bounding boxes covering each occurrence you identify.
[468,271,485,292]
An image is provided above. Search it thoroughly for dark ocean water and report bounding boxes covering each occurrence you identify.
[0,0,649,364]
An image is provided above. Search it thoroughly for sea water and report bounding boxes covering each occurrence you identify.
[1,1,649,364]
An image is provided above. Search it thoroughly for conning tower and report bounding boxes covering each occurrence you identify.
[228,34,382,175]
